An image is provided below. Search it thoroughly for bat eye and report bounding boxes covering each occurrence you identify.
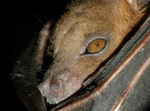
[85,38,106,54]
[49,42,54,52]
[50,44,54,51]
[47,43,54,56]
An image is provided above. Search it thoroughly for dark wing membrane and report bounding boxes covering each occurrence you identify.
[9,34,47,111]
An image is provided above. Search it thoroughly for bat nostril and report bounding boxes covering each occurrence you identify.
[51,84,61,94]
[53,86,61,94]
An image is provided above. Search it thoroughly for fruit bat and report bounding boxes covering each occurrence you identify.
[10,0,150,110]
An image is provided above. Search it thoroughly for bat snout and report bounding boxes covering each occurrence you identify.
[38,78,62,104]
[38,68,84,105]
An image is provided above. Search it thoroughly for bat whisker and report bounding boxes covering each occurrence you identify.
[31,10,46,28]
[27,89,38,98]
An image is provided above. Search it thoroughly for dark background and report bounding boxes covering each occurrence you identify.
[5,0,68,110]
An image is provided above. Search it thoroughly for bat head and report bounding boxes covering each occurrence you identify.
[38,0,149,105]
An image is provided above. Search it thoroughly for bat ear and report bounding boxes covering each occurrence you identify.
[36,22,51,69]
[127,0,150,12]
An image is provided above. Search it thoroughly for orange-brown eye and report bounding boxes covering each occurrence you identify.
[47,43,54,56]
[50,44,53,51]
[86,38,106,54]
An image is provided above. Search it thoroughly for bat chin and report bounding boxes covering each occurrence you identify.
[46,96,59,105]
[46,94,69,105]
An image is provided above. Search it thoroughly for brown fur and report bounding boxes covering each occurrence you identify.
[38,0,149,104]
